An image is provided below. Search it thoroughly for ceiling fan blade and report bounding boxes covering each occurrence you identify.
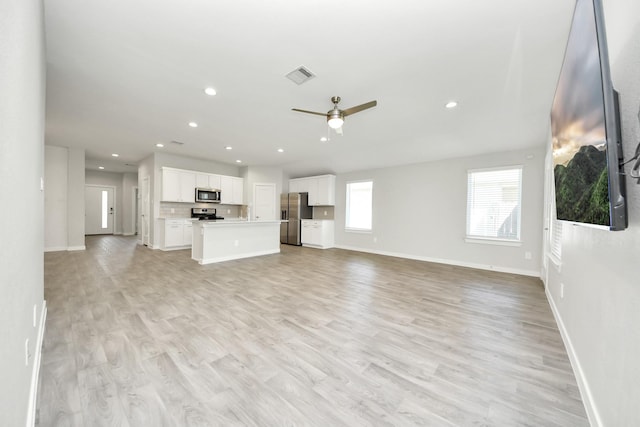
[291,108,327,117]
[342,100,377,116]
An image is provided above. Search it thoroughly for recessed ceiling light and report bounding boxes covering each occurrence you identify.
[188,122,198,128]
[445,101,458,109]
[320,137,328,142]
[277,148,284,153]
[236,160,242,163]
[225,146,232,150]
[155,143,164,148]
[204,87,217,96]
[111,153,119,157]
[98,166,104,170]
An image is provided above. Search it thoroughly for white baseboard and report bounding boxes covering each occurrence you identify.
[333,245,540,277]
[43,246,67,253]
[44,246,86,252]
[26,300,47,427]
[122,232,135,236]
[546,288,601,427]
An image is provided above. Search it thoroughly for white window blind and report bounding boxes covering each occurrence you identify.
[467,167,522,241]
[346,181,373,231]
[550,218,562,260]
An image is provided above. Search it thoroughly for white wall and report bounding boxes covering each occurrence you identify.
[0,0,46,425]
[544,0,640,424]
[67,148,85,248]
[122,172,137,235]
[44,146,68,250]
[335,147,545,276]
[44,145,86,251]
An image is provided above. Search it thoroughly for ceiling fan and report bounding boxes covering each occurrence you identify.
[292,96,377,134]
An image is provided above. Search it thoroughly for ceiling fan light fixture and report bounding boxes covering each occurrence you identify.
[327,110,344,129]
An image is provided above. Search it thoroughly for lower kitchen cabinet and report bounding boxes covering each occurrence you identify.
[301,219,334,249]
[158,218,193,250]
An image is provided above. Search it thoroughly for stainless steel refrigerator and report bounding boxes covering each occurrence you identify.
[280,192,313,245]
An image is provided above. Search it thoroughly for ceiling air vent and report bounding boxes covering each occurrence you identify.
[170,140,184,145]
[285,66,316,85]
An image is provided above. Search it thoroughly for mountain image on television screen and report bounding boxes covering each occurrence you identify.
[554,144,610,226]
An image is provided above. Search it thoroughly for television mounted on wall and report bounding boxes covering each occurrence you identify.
[550,0,627,230]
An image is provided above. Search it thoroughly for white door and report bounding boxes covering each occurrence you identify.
[141,176,150,246]
[85,186,114,235]
[254,183,276,220]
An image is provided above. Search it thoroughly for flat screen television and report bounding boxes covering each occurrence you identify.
[550,0,627,230]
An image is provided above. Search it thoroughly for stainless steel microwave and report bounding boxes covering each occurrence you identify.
[195,188,221,203]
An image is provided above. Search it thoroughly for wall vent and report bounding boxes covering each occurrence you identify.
[170,140,184,145]
[285,66,316,85]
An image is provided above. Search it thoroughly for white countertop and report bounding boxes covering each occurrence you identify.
[193,219,283,226]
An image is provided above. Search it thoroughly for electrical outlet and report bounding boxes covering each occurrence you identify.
[227,209,231,214]
[373,237,378,243]
[524,251,532,260]
[324,210,327,216]
[234,240,239,247]
[560,283,565,299]
[170,208,175,214]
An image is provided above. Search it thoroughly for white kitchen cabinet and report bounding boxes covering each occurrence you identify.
[196,173,209,188]
[220,175,244,205]
[209,174,221,190]
[162,167,196,203]
[158,218,193,250]
[301,219,334,249]
[289,179,304,193]
[289,174,335,206]
[196,173,222,190]
[232,177,244,204]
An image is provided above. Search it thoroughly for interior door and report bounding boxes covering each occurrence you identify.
[141,176,150,246]
[254,183,276,221]
[85,185,114,235]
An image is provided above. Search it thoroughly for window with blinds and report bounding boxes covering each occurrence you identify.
[346,181,373,231]
[550,218,562,260]
[466,166,522,241]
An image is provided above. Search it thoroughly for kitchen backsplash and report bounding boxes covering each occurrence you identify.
[312,206,334,220]
[160,202,241,218]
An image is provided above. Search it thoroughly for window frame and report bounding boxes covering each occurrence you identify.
[465,165,523,245]
[345,179,373,233]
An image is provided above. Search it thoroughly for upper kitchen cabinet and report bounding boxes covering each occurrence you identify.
[196,172,222,190]
[220,175,244,205]
[162,167,196,203]
[289,174,335,206]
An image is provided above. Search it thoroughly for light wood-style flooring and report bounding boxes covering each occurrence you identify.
[37,235,588,426]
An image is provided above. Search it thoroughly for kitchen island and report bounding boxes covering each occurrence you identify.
[191,220,283,264]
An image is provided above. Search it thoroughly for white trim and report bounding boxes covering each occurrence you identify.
[160,245,191,251]
[44,246,67,252]
[464,237,522,247]
[197,248,280,265]
[45,246,86,252]
[26,301,47,427]
[122,232,135,236]
[546,288,601,427]
[334,245,540,277]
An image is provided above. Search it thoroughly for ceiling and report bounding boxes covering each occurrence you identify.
[44,0,576,177]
